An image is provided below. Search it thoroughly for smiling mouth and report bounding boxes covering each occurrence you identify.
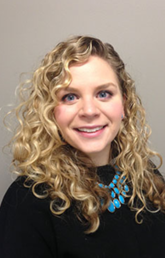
[76,125,106,133]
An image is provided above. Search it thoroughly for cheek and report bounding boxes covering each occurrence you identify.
[54,106,67,129]
[108,101,124,118]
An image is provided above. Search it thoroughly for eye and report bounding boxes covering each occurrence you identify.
[97,90,113,99]
[62,93,78,102]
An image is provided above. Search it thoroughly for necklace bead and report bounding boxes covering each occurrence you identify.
[108,202,115,212]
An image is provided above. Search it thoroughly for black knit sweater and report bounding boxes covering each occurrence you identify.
[0,165,165,258]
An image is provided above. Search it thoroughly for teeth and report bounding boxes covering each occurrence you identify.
[78,126,103,133]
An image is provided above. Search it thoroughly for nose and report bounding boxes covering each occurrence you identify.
[78,97,100,118]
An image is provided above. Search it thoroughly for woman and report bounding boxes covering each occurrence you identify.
[0,36,165,258]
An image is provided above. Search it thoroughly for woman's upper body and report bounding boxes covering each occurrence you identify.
[1,165,165,258]
[0,35,165,257]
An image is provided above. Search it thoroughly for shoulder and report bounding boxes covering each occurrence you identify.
[1,176,33,203]
[0,176,51,223]
[152,167,165,185]
[0,177,59,257]
[149,160,164,178]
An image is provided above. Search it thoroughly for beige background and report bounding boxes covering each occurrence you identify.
[0,0,165,202]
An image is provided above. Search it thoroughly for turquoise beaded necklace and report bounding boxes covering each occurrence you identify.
[98,170,129,213]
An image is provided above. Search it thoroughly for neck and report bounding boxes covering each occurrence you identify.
[88,153,110,166]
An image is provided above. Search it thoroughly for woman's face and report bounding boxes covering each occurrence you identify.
[54,56,124,166]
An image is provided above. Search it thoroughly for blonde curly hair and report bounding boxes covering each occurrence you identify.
[7,35,164,233]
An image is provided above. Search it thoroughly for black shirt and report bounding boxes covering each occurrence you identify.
[0,165,165,258]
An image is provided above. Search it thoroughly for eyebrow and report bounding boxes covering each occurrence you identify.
[94,83,117,90]
[61,83,117,92]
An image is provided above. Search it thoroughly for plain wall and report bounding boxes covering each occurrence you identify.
[0,0,165,202]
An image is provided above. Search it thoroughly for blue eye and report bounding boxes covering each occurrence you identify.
[97,91,112,99]
[62,93,77,102]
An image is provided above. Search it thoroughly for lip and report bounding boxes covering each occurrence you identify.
[74,125,107,138]
[75,125,106,129]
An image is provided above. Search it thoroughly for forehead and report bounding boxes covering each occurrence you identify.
[69,56,119,87]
